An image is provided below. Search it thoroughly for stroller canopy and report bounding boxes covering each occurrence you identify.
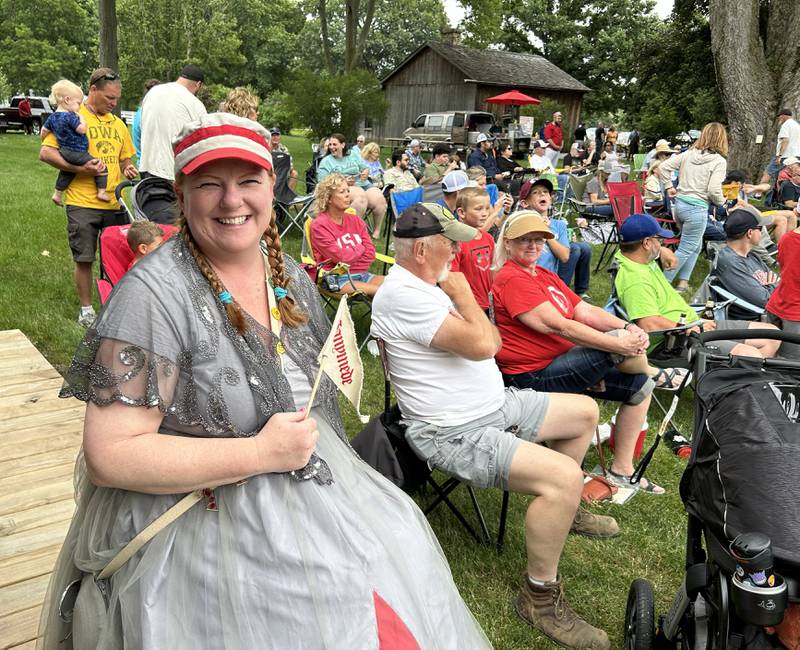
[680,363,800,566]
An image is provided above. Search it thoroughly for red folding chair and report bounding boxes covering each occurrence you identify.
[96,224,177,303]
[594,181,678,272]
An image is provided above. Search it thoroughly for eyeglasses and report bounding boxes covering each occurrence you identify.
[514,236,546,247]
[90,72,119,85]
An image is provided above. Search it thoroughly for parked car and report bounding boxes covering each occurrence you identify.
[0,96,53,134]
[403,110,531,156]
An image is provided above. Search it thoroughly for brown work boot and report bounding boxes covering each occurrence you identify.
[514,575,610,650]
[570,507,620,538]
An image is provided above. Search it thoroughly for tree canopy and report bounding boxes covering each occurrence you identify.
[0,0,97,95]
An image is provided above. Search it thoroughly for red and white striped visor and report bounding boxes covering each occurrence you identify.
[173,113,273,176]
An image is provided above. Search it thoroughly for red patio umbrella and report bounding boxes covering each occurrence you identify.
[485,89,541,106]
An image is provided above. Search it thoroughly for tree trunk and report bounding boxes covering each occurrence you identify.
[318,0,335,75]
[709,0,800,180]
[98,0,119,72]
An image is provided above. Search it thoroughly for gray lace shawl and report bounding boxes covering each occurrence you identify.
[60,237,348,484]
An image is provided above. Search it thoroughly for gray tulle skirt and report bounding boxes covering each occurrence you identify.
[37,409,491,649]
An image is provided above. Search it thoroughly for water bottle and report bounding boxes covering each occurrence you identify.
[730,533,775,588]
[662,427,691,459]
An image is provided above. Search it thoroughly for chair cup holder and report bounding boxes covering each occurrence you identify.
[731,572,788,627]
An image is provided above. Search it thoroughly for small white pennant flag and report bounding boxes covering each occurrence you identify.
[306,295,369,423]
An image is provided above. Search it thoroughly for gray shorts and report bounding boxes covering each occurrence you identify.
[707,319,751,354]
[403,387,550,491]
[66,205,127,263]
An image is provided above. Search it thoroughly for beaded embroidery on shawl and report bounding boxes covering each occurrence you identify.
[60,237,349,485]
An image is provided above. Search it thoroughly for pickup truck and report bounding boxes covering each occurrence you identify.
[0,96,53,134]
[402,110,531,157]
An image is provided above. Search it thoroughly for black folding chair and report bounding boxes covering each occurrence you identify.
[352,339,510,551]
[272,151,314,238]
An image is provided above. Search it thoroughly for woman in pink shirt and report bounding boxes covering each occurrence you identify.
[310,174,385,296]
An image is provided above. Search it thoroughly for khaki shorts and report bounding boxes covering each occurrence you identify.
[403,388,550,491]
[66,206,127,263]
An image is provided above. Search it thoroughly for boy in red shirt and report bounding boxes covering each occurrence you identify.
[450,186,495,310]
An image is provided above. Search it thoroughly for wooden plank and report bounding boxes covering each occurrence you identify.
[0,604,41,649]
[0,404,84,435]
[0,575,49,618]
[0,429,83,463]
[0,368,60,389]
[0,330,24,342]
[0,447,79,479]
[0,377,62,399]
[0,545,62,588]
[8,639,37,650]
[1,397,81,424]
[0,388,67,412]
[0,476,75,518]
[0,520,72,563]
[0,357,52,375]
[0,499,75,540]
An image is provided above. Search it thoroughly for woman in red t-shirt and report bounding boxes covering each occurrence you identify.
[767,225,800,358]
[310,174,385,296]
[491,211,686,493]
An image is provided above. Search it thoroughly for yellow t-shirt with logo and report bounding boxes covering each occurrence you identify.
[42,103,135,210]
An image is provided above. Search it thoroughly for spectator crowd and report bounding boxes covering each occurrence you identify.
[32,63,800,650]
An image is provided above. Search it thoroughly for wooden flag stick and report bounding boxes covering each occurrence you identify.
[302,352,327,420]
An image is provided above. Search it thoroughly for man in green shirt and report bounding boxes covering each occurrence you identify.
[615,214,780,357]
[420,143,458,186]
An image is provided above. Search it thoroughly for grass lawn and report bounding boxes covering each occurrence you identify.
[1,131,715,648]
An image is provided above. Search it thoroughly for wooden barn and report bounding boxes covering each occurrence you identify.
[370,37,590,143]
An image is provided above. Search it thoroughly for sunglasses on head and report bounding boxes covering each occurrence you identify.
[90,72,120,85]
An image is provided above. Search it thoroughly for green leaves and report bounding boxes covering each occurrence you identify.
[285,69,388,141]
[0,0,97,95]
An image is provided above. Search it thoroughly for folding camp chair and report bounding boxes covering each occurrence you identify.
[567,173,597,219]
[96,223,178,303]
[272,151,315,239]
[302,215,392,351]
[351,339,509,551]
[690,251,767,321]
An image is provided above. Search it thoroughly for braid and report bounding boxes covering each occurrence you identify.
[263,216,307,327]
[179,217,249,336]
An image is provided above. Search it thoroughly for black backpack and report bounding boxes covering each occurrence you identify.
[351,405,430,494]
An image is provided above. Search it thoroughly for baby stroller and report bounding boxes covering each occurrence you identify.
[115,176,177,224]
[624,328,800,649]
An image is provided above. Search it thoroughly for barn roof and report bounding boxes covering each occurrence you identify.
[382,41,591,94]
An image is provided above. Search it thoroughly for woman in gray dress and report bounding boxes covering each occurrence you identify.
[38,113,490,649]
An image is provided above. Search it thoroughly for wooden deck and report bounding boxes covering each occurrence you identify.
[0,330,83,649]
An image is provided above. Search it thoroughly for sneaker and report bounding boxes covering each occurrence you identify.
[78,307,96,328]
[570,507,620,538]
[579,293,593,304]
[514,575,610,650]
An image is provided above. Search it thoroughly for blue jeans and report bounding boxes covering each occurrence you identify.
[704,216,726,241]
[558,241,591,294]
[665,197,707,282]
[584,204,614,218]
[504,346,652,406]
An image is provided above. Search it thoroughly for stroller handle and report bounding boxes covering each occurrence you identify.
[115,179,136,203]
[694,328,800,346]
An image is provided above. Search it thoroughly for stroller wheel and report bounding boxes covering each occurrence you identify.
[625,579,655,650]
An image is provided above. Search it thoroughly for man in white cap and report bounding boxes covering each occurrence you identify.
[371,205,617,650]
[405,139,426,180]
[528,140,556,175]
[467,133,502,182]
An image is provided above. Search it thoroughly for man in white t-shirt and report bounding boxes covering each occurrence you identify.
[140,64,207,182]
[371,202,617,650]
[763,108,800,186]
